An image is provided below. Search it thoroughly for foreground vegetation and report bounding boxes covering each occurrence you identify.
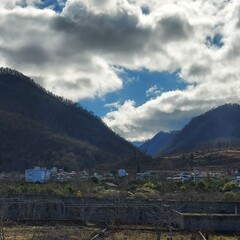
[0,176,240,201]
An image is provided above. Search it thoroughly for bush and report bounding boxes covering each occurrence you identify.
[222,181,238,191]
[142,181,156,189]
[222,192,239,201]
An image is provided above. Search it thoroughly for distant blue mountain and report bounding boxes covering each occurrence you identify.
[132,141,145,147]
[139,131,178,157]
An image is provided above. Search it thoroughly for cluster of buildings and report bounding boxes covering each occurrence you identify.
[24,166,129,183]
[2,165,240,186]
[0,172,24,181]
[166,169,240,184]
[136,169,240,185]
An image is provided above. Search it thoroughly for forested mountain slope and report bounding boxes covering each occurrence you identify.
[163,104,240,154]
[0,68,139,171]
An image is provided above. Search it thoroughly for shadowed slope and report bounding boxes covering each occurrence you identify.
[0,68,139,171]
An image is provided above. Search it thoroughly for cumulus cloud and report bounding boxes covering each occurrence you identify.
[0,6,123,100]
[0,0,240,140]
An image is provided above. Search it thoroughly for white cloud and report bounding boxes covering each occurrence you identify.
[0,0,40,9]
[104,101,121,109]
[0,6,123,101]
[0,0,240,140]
[146,85,161,98]
[103,0,240,141]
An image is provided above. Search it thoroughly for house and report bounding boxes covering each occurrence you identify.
[25,167,51,183]
[56,170,77,181]
[136,171,151,180]
[118,169,128,177]
[102,172,114,180]
[93,172,103,180]
[78,170,89,179]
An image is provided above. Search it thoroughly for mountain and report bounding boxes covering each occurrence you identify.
[131,141,145,147]
[0,67,140,171]
[163,104,240,154]
[139,131,178,157]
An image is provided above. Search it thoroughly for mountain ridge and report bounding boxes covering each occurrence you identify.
[162,104,240,154]
[0,67,140,171]
[140,104,240,158]
[139,130,178,157]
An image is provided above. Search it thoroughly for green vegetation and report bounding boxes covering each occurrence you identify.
[1,177,240,201]
[0,181,85,197]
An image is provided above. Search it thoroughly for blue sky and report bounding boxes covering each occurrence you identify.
[37,0,67,12]
[80,69,187,117]
[0,0,240,141]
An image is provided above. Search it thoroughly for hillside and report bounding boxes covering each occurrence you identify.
[139,131,178,157]
[0,67,140,171]
[163,104,240,154]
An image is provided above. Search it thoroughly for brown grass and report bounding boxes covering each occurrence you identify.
[1,225,101,240]
[1,225,240,240]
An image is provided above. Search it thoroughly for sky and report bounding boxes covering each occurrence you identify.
[0,0,240,142]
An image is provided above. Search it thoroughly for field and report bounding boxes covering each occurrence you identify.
[0,225,100,240]
[0,225,239,240]
[105,230,239,240]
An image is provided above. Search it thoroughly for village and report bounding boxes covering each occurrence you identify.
[0,166,240,188]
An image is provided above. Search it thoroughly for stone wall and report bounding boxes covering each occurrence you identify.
[1,195,240,232]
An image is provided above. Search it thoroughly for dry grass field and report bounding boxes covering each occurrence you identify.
[0,225,240,240]
[105,230,240,240]
[0,225,101,240]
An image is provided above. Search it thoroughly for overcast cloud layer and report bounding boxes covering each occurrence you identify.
[0,0,240,141]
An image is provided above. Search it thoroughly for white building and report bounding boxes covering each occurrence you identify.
[25,167,51,183]
[93,172,103,180]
